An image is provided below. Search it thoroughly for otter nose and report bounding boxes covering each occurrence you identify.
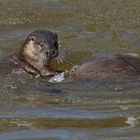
[46,49,58,58]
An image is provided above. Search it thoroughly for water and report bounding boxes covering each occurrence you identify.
[0,0,140,139]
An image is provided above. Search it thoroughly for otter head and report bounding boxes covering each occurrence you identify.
[19,30,59,72]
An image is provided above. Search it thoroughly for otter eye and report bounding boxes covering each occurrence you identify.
[40,42,44,48]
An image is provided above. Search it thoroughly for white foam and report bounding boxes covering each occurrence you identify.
[125,116,138,128]
[49,72,65,83]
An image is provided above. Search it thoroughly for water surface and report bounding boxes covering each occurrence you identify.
[0,0,140,140]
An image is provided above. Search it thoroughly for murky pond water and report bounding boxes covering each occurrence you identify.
[0,0,140,139]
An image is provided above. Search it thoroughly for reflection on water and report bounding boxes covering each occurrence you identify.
[0,0,140,139]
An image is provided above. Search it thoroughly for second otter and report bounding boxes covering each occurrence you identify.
[49,53,140,83]
[62,54,140,82]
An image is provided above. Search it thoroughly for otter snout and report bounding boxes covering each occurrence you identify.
[46,49,59,58]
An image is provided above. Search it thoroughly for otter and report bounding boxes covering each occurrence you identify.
[49,54,140,83]
[1,30,59,78]
[2,29,140,84]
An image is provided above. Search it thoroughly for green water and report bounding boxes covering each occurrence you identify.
[0,0,140,139]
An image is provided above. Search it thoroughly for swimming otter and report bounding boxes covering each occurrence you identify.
[49,54,140,83]
[2,29,140,84]
[2,30,59,78]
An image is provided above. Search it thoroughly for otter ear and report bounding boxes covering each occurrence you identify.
[29,35,36,41]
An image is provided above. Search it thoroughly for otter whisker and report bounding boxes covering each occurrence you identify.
[56,56,64,64]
